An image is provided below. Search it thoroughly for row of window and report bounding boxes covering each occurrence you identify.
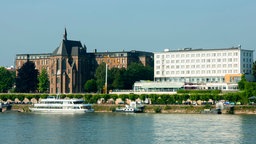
[156,51,252,59]
[17,55,50,59]
[156,64,241,69]
[156,69,252,75]
[156,69,241,75]
[155,58,241,64]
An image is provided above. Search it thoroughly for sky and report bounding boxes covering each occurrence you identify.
[1,0,256,67]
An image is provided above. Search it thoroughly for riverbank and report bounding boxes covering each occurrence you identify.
[6,104,256,114]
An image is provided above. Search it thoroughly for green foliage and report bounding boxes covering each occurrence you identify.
[0,67,15,93]
[84,79,97,93]
[38,68,49,93]
[154,106,162,113]
[238,74,246,90]
[16,61,39,93]
[123,63,153,89]
[108,68,125,90]
[203,104,212,109]
[95,63,106,92]
[253,61,256,79]
[94,62,154,92]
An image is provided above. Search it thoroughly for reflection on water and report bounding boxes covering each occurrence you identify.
[152,114,243,143]
[0,112,256,144]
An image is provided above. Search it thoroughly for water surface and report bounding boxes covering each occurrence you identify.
[0,112,255,144]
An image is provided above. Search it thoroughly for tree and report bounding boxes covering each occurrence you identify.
[38,68,49,93]
[108,67,125,90]
[253,61,256,79]
[238,74,246,90]
[0,67,15,92]
[84,79,97,93]
[95,63,107,92]
[16,61,39,93]
[123,62,154,89]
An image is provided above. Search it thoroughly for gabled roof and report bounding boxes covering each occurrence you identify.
[52,39,85,56]
[52,29,86,56]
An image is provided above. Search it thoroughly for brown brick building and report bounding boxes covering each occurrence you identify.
[15,29,153,94]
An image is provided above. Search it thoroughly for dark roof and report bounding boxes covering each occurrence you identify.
[52,40,86,56]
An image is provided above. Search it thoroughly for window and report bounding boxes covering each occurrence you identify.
[156,55,160,58]
[222,53,226,56]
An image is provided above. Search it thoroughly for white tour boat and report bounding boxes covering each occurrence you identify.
[29,96,94,113]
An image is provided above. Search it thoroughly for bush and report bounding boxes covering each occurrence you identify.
[154,106,162,113]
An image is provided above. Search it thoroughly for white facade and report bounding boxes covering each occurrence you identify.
[154,47,254,84]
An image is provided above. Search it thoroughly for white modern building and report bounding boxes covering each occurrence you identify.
[133,46,254,92]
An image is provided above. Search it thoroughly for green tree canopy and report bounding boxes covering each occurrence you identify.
[84,79,97,93]
[0,67,15,92]
[16,61,39,93]
[95,62,106,92]
[38,68,49,93]
[123,62,154,89]
[253,61,256,79]
[238,74,246,90]
[108,67,125,90]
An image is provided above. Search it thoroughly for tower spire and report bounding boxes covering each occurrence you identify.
[63,28,67,40]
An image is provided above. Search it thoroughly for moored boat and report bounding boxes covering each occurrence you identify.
[114,102,144,113]
[29,96,94,113]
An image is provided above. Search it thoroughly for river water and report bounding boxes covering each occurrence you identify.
[0,112,256,144]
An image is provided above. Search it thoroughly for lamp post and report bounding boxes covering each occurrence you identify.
[105,63,108,94]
